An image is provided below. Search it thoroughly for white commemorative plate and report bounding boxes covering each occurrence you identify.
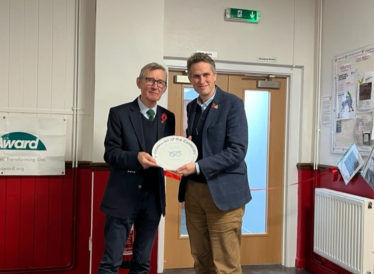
[152,136,198,171]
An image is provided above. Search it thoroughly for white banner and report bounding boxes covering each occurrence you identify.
[0,116,67,175]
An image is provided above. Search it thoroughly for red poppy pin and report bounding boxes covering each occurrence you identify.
[161,113,167,123]
[212,103,219,109]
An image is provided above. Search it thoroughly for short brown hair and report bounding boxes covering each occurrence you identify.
[187,52,216,78]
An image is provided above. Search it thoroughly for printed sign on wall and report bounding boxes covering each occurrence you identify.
[0,116,67,175]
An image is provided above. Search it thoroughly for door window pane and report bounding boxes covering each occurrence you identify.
[243,90,269,234]
[180,87,199,236]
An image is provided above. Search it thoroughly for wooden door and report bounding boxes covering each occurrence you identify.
[164,70,286,268]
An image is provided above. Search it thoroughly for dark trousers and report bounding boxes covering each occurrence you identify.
[98,192,161,274]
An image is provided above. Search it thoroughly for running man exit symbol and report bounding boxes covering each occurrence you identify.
[225,8,261,23]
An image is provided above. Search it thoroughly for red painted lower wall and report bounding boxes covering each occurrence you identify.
[296,164,374,274]
[0,165,157,274]
[0,166,91,274]
[6,162,365,274]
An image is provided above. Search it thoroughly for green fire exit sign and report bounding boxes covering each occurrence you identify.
[225,8,261,23]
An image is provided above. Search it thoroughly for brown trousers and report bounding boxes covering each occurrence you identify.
[185,180,245,274]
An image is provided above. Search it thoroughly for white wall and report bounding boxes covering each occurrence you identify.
[0,0,95,162]
[77,0,96,161]
[93,0,166,161]
[0,0,77,159]
[319,0,374,165]
[164,0,295,64]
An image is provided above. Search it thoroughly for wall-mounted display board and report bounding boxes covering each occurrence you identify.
[332,43,374,155]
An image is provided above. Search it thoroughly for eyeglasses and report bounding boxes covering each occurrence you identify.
[144,77,167,88]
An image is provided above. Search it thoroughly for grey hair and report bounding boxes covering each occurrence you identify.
[187,52,216,78]
[138,62,168,81]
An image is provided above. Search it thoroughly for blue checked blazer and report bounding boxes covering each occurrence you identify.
[178,86,251,210]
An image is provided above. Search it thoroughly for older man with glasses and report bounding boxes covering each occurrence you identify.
[98,62,175,274]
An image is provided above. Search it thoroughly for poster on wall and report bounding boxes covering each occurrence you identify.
[336,65,357,120]
[332,44,374,155]
[0,116,67,176]
[321,96,332,127]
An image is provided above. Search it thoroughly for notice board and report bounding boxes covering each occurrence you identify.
[332,43,374,155]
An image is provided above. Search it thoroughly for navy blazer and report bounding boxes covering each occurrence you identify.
[178,86,251,210]
[100,98,175,219]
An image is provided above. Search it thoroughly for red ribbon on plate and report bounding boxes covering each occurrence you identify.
[164,170,182,180]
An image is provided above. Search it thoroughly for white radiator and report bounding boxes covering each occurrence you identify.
[314,188,374,274]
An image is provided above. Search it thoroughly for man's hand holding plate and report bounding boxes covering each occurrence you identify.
[176,162,196,176]
[138,152,159,169]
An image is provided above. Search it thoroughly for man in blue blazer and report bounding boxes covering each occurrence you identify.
[98,63,175,274]
[176,53,251,274]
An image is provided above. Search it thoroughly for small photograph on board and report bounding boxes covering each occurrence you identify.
[357,71,374,111]
[359,82,372,100]
[336,120,342,133]
[363,133,371,146]
[362,146,374,189]
[337,143,364,185]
